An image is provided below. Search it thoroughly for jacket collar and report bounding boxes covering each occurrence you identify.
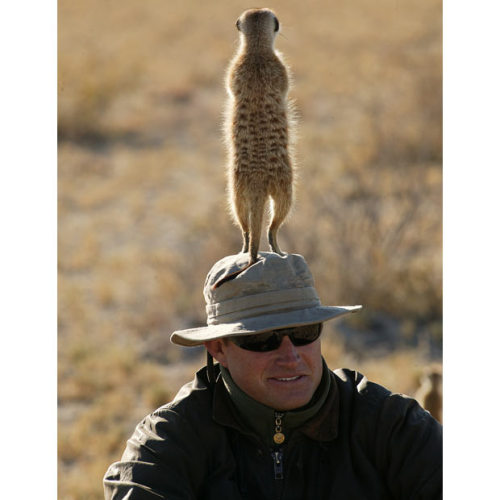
[211,363,340,443]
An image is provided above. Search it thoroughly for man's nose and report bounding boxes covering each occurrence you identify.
[276,335,300,363]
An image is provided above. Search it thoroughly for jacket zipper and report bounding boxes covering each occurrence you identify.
[272,449,284,480]
[272,411,285,481]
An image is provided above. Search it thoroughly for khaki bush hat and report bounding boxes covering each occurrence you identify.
[170,252,362,346]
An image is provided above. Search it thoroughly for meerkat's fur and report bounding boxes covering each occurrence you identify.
[414,365,443,423]
[214,8,295,289]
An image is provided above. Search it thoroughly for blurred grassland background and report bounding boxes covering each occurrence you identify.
[58,0,442,497]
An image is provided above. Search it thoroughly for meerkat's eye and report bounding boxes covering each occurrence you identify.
[274,17,279,32]
[236,19,241,31]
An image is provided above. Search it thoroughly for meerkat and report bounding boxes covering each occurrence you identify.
[415,365,443,423]
[214,8,294,288]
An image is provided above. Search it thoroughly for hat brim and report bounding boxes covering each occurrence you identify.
[170,305,362,346]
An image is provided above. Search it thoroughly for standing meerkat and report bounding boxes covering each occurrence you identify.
[214,8,295,288]
[415,365,443,423]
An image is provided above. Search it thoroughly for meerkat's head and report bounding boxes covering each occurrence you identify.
[420,365,443,388]
[236,8,280,48]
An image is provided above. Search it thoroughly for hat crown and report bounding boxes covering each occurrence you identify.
[205,252,314,303]
[204,253,320,325]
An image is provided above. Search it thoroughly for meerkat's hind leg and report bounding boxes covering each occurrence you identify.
[268,228,285,256]
[248,195,266,264]
[232,193,250,253]
[241,231,249,254]
[268,189,292,256]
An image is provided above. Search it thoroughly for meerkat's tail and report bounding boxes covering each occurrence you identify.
[212,256,260,289]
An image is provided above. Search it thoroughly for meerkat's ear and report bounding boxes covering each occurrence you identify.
[274,17,279,32]
[236,19,241,31]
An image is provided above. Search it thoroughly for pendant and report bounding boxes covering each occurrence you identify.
[273,411,285,444]
[273,432,285,445]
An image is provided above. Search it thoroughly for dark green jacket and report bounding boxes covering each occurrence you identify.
[103,365,442,499]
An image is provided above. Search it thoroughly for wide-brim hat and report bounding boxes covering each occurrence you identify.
[170,252,362,346]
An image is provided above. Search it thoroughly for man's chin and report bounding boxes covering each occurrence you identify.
[265,383,315,410]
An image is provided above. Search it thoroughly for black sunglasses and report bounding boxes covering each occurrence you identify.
[230,323,323,352]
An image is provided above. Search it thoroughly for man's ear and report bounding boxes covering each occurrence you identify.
[204,339,229,368]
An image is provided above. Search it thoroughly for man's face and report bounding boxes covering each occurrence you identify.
[205,331,323,411]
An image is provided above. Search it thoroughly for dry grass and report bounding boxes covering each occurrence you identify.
[58,0,442,498]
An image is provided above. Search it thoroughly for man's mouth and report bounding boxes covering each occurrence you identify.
[272,375,303,382]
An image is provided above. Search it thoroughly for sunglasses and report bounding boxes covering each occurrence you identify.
[230,323,323,352]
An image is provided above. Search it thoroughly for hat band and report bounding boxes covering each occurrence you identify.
[206,287,320,325]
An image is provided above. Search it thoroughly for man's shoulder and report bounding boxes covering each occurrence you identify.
[331,367,425,421]
[332,368,391,398]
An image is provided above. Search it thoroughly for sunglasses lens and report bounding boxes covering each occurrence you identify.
[231,331,280,352]
[231,323,322,352]
[289,323,322,345]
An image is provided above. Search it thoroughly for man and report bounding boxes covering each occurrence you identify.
[104,252,442,499]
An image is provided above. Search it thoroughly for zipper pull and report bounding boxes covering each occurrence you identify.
[272,449,284,480]
[273,411,285,445]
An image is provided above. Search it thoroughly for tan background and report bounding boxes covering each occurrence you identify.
[58,1,442,497]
